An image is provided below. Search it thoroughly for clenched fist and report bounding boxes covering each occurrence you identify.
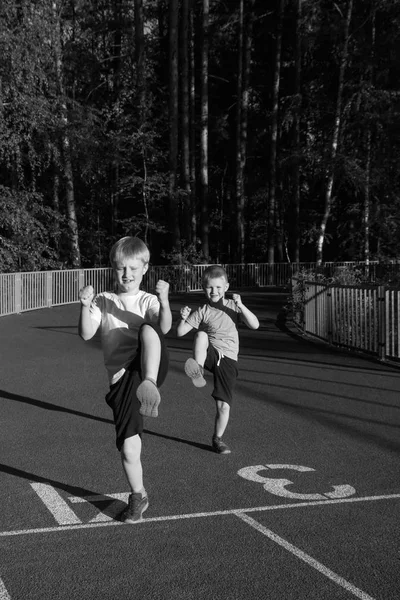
[79,285,94,307]
[232,293,243,309]
[180,305,191,320]
[155,279,170,304]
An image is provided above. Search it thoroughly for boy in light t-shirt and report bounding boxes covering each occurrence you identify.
[176,265,259,454]
[78,236,171,523]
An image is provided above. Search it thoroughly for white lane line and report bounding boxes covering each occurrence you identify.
[68,493,129,523]
[68,493,129,503]
[30,483,81,525]
[236,513,376,600]
[0,492,399,538]
[0,577,11,600]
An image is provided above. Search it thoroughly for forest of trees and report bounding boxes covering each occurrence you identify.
[1,0,400,272]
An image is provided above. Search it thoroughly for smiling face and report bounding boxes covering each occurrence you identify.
[203,276,229,304]
[113,256,148,295]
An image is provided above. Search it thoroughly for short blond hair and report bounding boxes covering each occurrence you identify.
[109,236,150,266]
[202,265,228,285]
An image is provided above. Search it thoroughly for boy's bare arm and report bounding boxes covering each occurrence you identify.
[176,305,194,337]
[155,279,172,334]
[78,285,99,340]
[232,294,260,330]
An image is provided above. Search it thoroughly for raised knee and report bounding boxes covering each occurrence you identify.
[140,324,157,342]
[194,330,209,345]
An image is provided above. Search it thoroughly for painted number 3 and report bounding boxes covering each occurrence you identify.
[237,464,356,500]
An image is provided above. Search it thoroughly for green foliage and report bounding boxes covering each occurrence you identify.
[0,187,64,272]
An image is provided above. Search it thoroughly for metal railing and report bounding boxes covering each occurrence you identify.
[2,261,400,359]
[0,262,319,317]
[0,268,114,316]
[295,279,400,362]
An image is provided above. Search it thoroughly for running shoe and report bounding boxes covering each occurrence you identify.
[212,435,231,455]
[184,358,206,387]
[120,492,149,523]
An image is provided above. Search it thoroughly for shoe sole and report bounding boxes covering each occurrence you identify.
[213,445,231,455]
[137,380,160,417]
[184,358,207,388]
[121,498,149,524]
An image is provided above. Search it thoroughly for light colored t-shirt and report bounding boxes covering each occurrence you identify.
[89,290,159,384]
[186,299,240,361]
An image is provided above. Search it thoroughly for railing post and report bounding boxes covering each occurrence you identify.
[327,286,332,344]
[46,272,53,308]
[378,285,386,360]
[78,270,85,294]
[311,282,317,335]
[14,273,22,314]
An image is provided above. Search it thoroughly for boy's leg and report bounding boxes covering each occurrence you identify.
[105,363,152,522]
[214,400,230,438]
[120,434,149,523]
[209,356,238,454]
[184,331,208,387]
[193,331,209,366]
[212,400,231,454]
[120,434,144,493]
[136,323,169,417]
[140,323,161,382]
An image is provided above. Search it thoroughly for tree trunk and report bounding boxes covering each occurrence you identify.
[200,0,209,260]
[111,1,122,237]
[293,0,302,263]
[235,0,244,263]
[364,8,376,265]
[235,0,255,263]
[267,0,283,266]
[52,0,80,267]
[168,0,181,254]
[276,181,284,261]
[316,0,353,266]
[134,0,148,242]
[364,129,371,264]
[112,0,122,95]
[134,0,145,116]
[189,0,197,244]
[181,0,192,244]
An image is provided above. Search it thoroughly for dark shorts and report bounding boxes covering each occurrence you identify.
[105,323,169,451]
[204,345,239,406]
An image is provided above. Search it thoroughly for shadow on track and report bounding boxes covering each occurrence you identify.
[236,381,400,455]
[0,462,126,519]
[0,389,212,452]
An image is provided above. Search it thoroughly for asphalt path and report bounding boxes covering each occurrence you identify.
[0,290,399,600]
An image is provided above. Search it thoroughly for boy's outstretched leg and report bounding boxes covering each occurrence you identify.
[184,331,208,387]
[119,434,149,523]
[212,400,231,454]
[137,324,161,417]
